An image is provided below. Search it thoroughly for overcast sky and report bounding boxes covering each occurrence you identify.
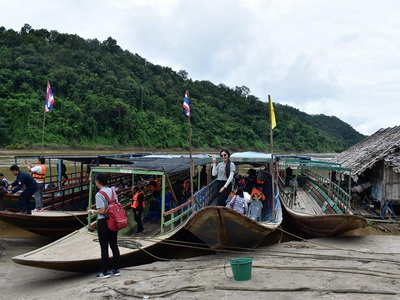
[1,0,399,135]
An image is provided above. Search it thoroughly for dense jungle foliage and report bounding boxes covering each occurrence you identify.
[0,24,365,152]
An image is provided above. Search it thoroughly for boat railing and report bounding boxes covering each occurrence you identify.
[277,176,295,208]
[161,180,218,234]
[304,170,352,213]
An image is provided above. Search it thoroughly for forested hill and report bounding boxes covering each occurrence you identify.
[0,24,365,152]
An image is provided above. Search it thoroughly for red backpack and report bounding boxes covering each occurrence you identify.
[98,190,128,231]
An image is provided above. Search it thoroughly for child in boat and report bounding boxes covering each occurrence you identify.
[226,185,248,214]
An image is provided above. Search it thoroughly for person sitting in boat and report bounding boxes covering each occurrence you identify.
[226,185,248,214]
[247,195,263,221]
[243,186,252,204]
[0,180,7,211]
[212,149,236,206]
[149,179,161,198]
[26,157,47,212]
[0,173,12,188]
[111,180,122,192]
[250,185,266,201]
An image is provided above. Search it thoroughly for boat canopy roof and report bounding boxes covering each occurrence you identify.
[14,155,135,165]
[92,157,211,176]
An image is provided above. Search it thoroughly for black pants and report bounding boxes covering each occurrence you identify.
[133,208,144,233]
[97,218,120,273]
[19,187,37,214]
[217,180,232,206]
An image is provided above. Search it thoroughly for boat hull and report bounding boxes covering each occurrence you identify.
[281,198,368,238]
[0,210,88,237]
[185,206,281,249]
[12,224,204,273]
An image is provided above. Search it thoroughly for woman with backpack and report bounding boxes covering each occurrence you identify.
[87,172,121,279]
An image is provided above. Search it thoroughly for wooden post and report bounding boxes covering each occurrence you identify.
[162,167,180,207]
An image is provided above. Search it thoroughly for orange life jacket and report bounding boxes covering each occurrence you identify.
[251,187,266,200]
[32,164,47,182]
[131,191,145,209]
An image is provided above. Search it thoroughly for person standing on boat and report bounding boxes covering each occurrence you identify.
[130,186,145,234]
[26,157,47,212]
[289,175,299,200]
[8,165,38,214]
[87,172,120,279]
[212,149,236,206]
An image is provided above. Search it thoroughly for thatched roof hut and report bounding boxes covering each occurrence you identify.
[334,126,400,203]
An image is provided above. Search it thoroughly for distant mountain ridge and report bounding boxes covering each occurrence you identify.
[0,24,365,151]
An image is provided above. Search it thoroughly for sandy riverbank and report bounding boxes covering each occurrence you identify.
[1,230,400,299]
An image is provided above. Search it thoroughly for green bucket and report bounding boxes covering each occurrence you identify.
[224,257,253,281]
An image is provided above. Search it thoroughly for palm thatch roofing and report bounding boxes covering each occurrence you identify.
[334,126,400,178]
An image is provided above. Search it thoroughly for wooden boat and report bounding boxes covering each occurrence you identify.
[185,205,282,249]
[3,154,138,210]
[185,152,283,249]
[13,157,213,272]
[0,210,88,237]
[278,158,368,238]
[0,155,135,237]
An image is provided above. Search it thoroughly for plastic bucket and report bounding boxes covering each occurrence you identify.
[224,257,253,281]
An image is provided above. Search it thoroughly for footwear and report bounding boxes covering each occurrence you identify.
[109,269,120,276]
[95,272,111,279]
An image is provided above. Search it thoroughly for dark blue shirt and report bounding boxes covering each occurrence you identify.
[11,170,38,193]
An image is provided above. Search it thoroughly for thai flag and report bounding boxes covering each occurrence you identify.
[182,91,190,117]
[45,81,55,112]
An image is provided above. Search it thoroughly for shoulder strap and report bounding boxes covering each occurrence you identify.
[230,195,237,208]
[98,190,116,204]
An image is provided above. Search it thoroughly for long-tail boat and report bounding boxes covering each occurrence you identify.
[0,155,136,237]
[277,158,368,238]
[185,151,283,249]
[12,157,213,272]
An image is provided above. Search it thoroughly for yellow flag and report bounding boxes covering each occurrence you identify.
[269,96,276,129]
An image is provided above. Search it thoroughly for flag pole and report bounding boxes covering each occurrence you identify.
[41,95,46,153]
[183,90,194,208]
[186,91,194,203]
[268,95,275,205]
